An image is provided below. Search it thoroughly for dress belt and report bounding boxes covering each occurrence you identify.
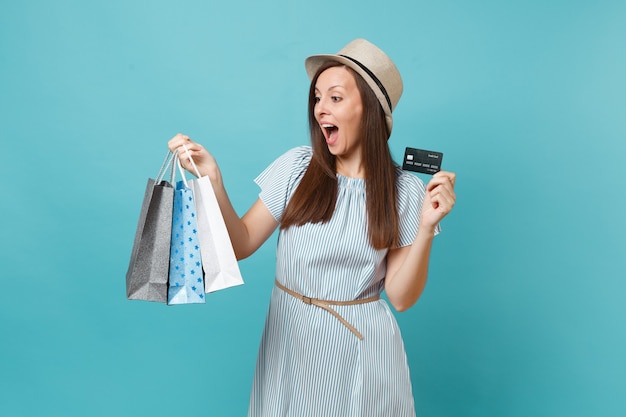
[274,279,380,340]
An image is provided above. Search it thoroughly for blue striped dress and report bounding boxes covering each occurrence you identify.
[249,146,433,417]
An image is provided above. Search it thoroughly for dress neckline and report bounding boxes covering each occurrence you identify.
[336,173,365,188]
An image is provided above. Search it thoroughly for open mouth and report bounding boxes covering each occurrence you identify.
[321,124,338,143]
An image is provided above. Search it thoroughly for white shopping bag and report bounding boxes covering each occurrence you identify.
[181,146,244,292]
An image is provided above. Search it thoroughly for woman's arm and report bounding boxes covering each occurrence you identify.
[168,133,279,260]
[384,171,456,311]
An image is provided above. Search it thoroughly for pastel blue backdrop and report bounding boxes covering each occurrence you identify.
[1,1,624,416]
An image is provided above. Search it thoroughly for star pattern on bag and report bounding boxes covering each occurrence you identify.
[168,181,206,305]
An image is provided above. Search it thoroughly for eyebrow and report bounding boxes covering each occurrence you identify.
[314,85,346,92]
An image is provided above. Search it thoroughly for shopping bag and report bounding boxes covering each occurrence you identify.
[126,152,175,303]
[167,153,206,305]
[181,145,244,292]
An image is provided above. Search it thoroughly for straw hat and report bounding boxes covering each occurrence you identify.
[305,38,403,134]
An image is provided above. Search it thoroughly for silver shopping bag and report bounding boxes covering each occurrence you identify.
[181,146,244,293]
[126,152,175,303]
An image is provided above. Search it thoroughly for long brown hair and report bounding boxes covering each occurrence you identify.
[280,61,400,250]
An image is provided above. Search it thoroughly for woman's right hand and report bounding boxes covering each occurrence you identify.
[167,133,222,185]
[168,132,279,260]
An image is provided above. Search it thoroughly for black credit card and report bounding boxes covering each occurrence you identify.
[402,147,443,174]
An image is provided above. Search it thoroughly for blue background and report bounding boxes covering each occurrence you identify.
[1,1,625,416]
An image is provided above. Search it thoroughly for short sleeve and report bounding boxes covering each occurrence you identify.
[396,169,441,247]
[254,146,313,222]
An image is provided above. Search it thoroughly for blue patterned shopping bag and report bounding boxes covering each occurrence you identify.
[167,155,206,305]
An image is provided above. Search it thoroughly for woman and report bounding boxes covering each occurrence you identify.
[169,39,456,417]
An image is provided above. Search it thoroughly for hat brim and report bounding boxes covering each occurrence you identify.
[305,54,394,134]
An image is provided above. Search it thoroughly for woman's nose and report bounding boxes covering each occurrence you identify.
[315,97,329,117]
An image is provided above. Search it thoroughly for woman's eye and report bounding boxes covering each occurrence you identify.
[331,96,342,102]
[314,96,321,103]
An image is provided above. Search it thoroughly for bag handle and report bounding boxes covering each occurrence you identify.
[175,151,190,188]
[180,143,203,178]
[174,143,202,187]
[154,143,201,187]
[155,151,176,183]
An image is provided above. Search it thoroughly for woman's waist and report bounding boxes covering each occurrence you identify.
[274,274,384,301]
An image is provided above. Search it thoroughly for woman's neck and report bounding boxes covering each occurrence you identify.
[335,157,365,178]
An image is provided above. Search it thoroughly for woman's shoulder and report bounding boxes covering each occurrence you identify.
[273,145,312,168]
[395,166,427,191]
[284,145,312,159]
[256,145,312,185]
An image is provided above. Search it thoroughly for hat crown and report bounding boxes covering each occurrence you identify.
[335,39,403,112]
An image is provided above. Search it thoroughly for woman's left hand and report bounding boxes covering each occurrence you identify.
[420,171,456,233]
